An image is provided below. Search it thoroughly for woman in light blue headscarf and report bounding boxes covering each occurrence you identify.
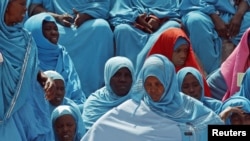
[28,0,114,97]
[134,54,223,140]
[218,95,250,125]
[44,70,83,115]
[109,0,181,66]
[83,56,135,130]
[0,0,55,140]
[177,67,222,113]
[24,12,86,111]
[178,0,250,75]
[51,105,86,141]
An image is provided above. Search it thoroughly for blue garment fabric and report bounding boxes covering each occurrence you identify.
[109,0,181,66]
[51,105,86,141]
[0,1,52,140]
[218,95,250,124]
[235,67,250,100]
[178,0,250,75]
[133,54,223,140]
[176,67,222,113]
[206,68,228,100]
[24,13,86,108]
[83,56,135,130]
[30,0,114,97]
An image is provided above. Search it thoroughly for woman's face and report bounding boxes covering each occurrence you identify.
[4,0,27,26]
[42,21,59,44]
[181,73,202,100]
[55,114,76,141]
[49,79,65,106]
[110,67,133,96]
[144,76,165,102]
[172,44,189,67]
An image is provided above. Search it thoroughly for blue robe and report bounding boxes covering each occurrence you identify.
[0,1,52,140]
[178,0,250,74]
[177,67,222,113]
[109,0,181,66]
[30,0,114,97]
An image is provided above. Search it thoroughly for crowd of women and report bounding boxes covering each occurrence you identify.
[1,0,250,141]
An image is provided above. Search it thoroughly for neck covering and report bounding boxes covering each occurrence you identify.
[133,54,219,122]
[51,105,86,141]
[146,27,211,97]
[221,27,250,101]
[177,67,222,112]
[218,95,250,124]
[83,56,135,129]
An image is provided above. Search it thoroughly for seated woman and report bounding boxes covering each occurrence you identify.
[24,13,86,110]
[207,27,250,101]
[44,70,82,114]
[51,105,86,141]
[177,67,222,112]
[81,54,223,141]
[136,27,211,97]
[82,56,135,130]
[218,95,250,125]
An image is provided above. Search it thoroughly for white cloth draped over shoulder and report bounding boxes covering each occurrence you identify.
[81,99,182,141]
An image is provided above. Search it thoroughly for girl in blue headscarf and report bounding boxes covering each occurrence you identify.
[177,67,222,113]
[0,0,55,140]
[82,56,135,130]
[218,95,250,125]
[51,105,86,141]
[24,12,86,111]
[44,70,82,115]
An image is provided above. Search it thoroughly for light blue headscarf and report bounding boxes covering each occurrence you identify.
[0,0,52,140]
[173,37,188,50]
[177,67,222,113]
[134,54,222,123]
[218,95,250,124]
[51,105,86,141]
[83,56,135,130]
[24,12,86,106]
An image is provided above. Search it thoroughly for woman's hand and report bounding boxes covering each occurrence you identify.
[73,9,93,28]
[219,106,245,123]
[37,71,56,101]
[54,13,74,27]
